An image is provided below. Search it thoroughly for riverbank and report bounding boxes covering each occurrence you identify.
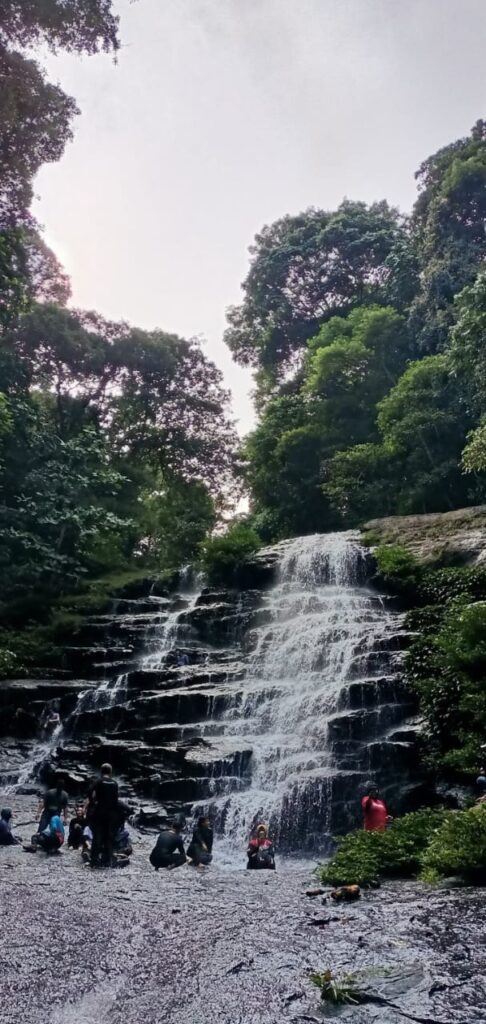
[1,797,485,1024]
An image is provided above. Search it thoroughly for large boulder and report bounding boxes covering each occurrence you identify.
[363,505,486,567]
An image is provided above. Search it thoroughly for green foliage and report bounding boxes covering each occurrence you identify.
[234,121,486,537]
[142,479,216,569]
[410,119,486,353]
[199,523,261,585]
[418,566,486,605]
[450,273,486,477]
[407,591,486,773]
[462,420,486,473]
[0,1,119,54]
[315,806,486,888]
[310,969,364,1006]
[374,544,421,591]
[420,805,486,881]
[225,200,405,386]
[318,810,448,887]
[0,624,57,678]
[319,829,382,887]
[244,393,334,537]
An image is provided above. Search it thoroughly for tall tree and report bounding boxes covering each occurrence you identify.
[7,303,238,492]
[225,200,406,391]
[326,355,482,521]
[0,1,119,53]
[410,119,486,353]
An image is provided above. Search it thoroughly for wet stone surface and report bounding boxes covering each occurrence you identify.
[1,799,486,1024]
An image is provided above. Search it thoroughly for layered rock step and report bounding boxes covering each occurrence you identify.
[0,534,424,849]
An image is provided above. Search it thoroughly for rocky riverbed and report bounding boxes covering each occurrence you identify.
[1,797,485,1024]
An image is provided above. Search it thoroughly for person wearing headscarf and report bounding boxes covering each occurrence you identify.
[247,823,275,870]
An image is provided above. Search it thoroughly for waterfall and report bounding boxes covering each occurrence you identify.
[2,532,415,852]
[205,532,408,851]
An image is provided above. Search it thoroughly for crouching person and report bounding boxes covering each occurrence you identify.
[187,815,213,867]
[150,818,186,870]
[0,809,20,846]
[247,824,275,870]
[28,815,65,854]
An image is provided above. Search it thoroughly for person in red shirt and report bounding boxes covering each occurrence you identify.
[361,785,390,831]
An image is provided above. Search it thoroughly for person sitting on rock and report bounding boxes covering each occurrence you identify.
[0,809,19,846]
[37,777,69,833]
[149,818,187,870]
[28,814,65,854]
[113,801,133,863]
[247,823,275,870]
[361,784,390,831]
[68,804,86,850]
[187,815,213,867]
[81,824,93,862]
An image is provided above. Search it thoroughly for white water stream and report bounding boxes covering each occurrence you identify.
[204,532,404,848]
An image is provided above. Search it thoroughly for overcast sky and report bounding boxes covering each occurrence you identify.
[35,0,486,434]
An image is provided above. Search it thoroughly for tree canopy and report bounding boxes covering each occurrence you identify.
[225,200,406,391]
[0,0,239,629]
[232,121,486,539]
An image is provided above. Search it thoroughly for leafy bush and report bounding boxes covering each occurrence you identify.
[318,809,447,886]
[418,566,486,606]
[0,626,57,679]
[374,544,422,593]
[318,829,382,886]
[407,599,486,773]
[420,805,486,881]
[199,523,261,585]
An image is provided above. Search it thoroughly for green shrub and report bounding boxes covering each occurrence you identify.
[0,626,58,679]
[310,970,364,1005]
[379,808,447,874]
[318,829,382,886]
[420,805,486,881]
[318,809,447,886]
[374,544,422,593]
[418,566,486,606]
[406,598,486,774]
[199,523,261,585]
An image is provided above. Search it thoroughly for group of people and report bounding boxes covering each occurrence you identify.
[6,772,468,868]
[14,764,133,867]
[0,764,278,873]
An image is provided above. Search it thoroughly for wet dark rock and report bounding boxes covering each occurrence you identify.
[1,536,427,847]
[0,810,484,1024]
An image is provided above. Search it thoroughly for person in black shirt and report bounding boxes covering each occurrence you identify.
[68,804,86,850]
[37,778,69,833]
[187,816,213,867]
[0,809,19,846]
[90,763,119,868]
[149,820,186,870]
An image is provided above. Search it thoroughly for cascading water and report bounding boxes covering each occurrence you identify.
[1,533,417,852]
[204,532,411,851]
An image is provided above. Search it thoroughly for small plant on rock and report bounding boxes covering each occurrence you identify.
[310,969,364,1005]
